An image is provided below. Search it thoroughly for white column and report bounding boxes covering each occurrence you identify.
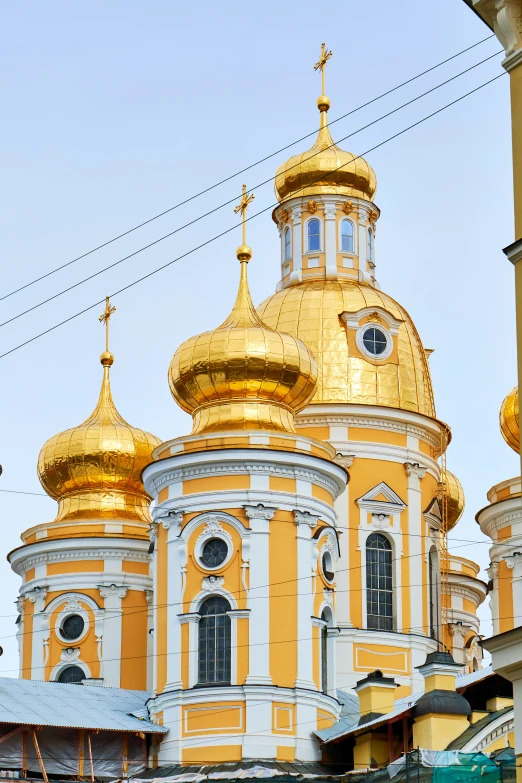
[165,513,185,690]
[333,454,353,629]
[448,622,471,665]
[244,504,276,685]
[290,207,302,284]
[505,551,522,622]
[98,584,127,687]
[179,613,200,688]
[488,562,500,636]
[324,201,337,279]
[28,586,48,680]
[294,510,320,690]
[359,207,368,267]
[404,462,428,636]
[227,609,250,685]
[150,521,159,695]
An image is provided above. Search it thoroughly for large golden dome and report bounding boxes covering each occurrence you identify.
[38,352,161,524]
[169,247,318,434]
[442,470,465,531]
[500,386,519,454]
[257,279,435,416]
[274,96,377,203]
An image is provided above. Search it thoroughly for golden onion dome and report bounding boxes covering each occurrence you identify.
[275,95,377,203]
[257,279,435,416]
[500,386,519,454]
[169,246,318,434]
[441,470,465,531]
[38,351,161,524]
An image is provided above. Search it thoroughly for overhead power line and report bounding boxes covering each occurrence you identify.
[0,49,501,333]
[0,70,506,362]
[0,35,494,305]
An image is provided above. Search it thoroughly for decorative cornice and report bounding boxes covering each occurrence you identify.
[296,413,439,448]
[12,547,151,577]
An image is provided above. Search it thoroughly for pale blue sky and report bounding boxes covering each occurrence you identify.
[0,1,515,675]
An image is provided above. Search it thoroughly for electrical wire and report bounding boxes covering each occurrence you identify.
[0,35,495,305]
[0,70,506,362]
[0,49,502,333]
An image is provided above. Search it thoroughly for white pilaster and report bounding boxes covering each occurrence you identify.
[292,207,302,276]
[98,584,127,687]
[28,586,48,680]
[164,512,184,691]
[294,510,320,690]
[404,462,427,636]
[244,504,276,685]
[324,201,337,279]
[505,551,522,619]
[179,613,200,688]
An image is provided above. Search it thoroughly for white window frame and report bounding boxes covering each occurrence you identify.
[283,226,292,262]
[339,218,356,254]
[356,322,393,361]
[304,216,323,254]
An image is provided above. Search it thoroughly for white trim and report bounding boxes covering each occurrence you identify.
[50,657,92,683]
[283,225,292,263]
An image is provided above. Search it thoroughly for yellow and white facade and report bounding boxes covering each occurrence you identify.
[8,348,160,689]
[8,51,497,768]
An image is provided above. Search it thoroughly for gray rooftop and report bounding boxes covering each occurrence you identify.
[0,677,166,733]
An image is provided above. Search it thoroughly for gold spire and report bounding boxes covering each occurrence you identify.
[314,42,332,98]
[274,45,376,203]
[37,305,161,524]
[233,184,255,261]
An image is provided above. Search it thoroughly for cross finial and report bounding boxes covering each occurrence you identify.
[98,296,116,353]
[314,42,333,95]
[234,184,255,247]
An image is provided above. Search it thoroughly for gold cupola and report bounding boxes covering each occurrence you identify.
[500,386,519,454]
[274,45,376,204]
[38,300,161,524]
[442,470,465,531]
[169,188,318,434]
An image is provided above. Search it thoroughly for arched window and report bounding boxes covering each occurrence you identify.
[320,610,328,693]
[367,228,374,260]
[307,219,320,252]
[429,549,437,639]
[341,219,354,252]
[198,596,231,685]
[366,533,393,630]
[284,227,291,261]
[57,665,85,684]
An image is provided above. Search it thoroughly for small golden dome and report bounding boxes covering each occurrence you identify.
[275,97,377,203]
[500,386,519,454]
[169,252,318,434]
[38,353,161,524]
[258,279,434,416]
[442,470,465,531]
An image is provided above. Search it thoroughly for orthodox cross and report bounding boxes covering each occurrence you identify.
[314,42,333,95]
[99,296,116,352]
[234,184,255,246]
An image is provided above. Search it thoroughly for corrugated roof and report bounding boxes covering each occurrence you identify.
[315,692,423,744]
[446,707,512,750]
[456,665,493,690]
[0,677,166,733]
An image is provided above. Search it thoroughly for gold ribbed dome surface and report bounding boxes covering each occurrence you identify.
[169,249,318,434]
[442,470,465,531]
[257,279,435,416]
[275,97,377,203]
[38,353,161,523]
[500,386,519,454]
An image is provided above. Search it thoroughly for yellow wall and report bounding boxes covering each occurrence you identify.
[121,590,148,689]
[269,510,297,686]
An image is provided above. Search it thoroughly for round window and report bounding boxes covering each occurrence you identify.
[201,538,228,569]
[322,551,335,583]
[362,326,388,356]
[61,614,85,641]
[57,665,85,684]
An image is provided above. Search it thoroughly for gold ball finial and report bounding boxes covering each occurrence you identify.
[317,95,330,112]
[100,351,114,367]
[500,386,519,453]
[236,244,252,262]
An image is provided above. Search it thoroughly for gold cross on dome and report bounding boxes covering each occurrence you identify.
[99,295,116,352]
[234,184,255,246]
[314,42,333,95]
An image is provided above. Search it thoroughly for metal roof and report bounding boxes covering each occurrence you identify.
[0,677,166,733]
[456,665,493,690]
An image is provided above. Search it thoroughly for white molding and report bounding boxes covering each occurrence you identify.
[9,537,150,576]
[355,322,393,361]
